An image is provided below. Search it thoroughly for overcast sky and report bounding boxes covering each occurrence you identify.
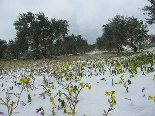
[0,0,154,44]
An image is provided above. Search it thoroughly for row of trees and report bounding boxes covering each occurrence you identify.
[0,0,154,60]
[0,12,92,60]
[0,36,89,60]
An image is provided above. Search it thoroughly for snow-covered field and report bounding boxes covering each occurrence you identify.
[1,49,155,116]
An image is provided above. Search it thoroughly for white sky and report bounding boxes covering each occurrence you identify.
[0,0,154,44]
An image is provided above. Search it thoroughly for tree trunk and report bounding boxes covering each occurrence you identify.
[117,46,120,53]
[130,42,137,52]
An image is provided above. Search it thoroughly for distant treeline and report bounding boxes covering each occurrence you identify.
[0,0,154,60]
[0,12,95,60]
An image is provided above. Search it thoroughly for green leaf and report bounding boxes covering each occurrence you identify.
[128,79,131,85]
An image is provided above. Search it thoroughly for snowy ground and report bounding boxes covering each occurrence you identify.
[0,48,155,116]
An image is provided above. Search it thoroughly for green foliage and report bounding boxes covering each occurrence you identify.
[0,39,7,59]
[5,40,18,60]
[0,11,90,60]
[110,53,155,77]
[143,0,155,24]
[97,15,148,52]
[22,51,34,60]
[14,12,69,59]
[148,35,155,46]
[127,79,131,85]
[63,34,88,55]
[28,94,31,103]
[96,37,106,51]
[126,17,148,52]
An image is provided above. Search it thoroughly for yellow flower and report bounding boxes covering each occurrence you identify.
[70,89,74,93]
[10,101,16,108]
[71,109,76,113]
[50,97,54,105]
[19,78,24,83]
[148,96,153,100]
[113,102,117,106]
[119,80,123,85]
[132,65,135,68]
[79,82,85,88]
[110,96,115,100]
[111,91,115,94]
[59,93,62,97]
[88,85,91,90]
[115,66,121,70]
[64,63,68,68]
[68,112,71,115]
[43,91,47,95]
[27,83,31,87]
[153,75,155,81]
[115,66,119,70]
[44,84,48,87]
[120,75,124,78]
[105,91,110,96]
[24,78,30,83]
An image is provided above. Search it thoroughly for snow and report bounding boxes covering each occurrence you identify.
[0,49,155,116]
[86,50,105,55]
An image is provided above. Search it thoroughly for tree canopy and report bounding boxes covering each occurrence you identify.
[14,12,69,59]
[96,15,148,52]
[0,39,7,59]
[143,0,155,24]
[0,12,90,60]
[0,11,151,60]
